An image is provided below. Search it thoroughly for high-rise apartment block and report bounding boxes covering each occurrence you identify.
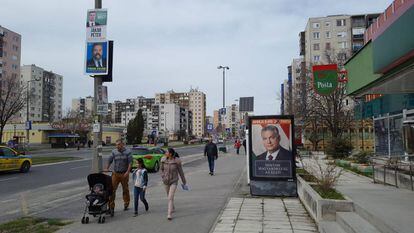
[20,64,63,122]
[72,96,94,118]
[0,26,21,82]
[156,88,206,137]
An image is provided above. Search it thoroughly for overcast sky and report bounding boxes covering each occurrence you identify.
[1,0,390,116]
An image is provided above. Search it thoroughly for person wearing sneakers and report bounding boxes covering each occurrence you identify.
[132,158,149,216]
[160,148,187,220]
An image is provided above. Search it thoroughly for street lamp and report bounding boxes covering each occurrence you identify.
[217,66,229,152]
[217,66,229,108]
[26,77,41,148]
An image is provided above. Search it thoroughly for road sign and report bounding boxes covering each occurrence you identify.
[93,123,101,133]
[207,123,214,132]
[97,104,108,115]
[219,108,226,115]
[226,128,231,133]
[25,121,32,130]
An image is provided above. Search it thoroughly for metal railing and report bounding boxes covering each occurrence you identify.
[370,155,414,191]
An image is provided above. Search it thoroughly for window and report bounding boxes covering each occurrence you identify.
[313,32,320,39]
[336,19,346,26]
[325,31,331,38]
[313,55,320,62]
[326,42,331,50]
[337,31,347,38]
[338,41,348,49]
[313,43,320,51]
[1,148,16,157]
[325,21,331,27]
[312,22,320,29]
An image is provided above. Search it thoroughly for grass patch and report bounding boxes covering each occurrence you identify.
[297,168,319,183]
[0,217,71,233]
[311,185,345,200]
[335,160,373,178]
[31,156,81,165]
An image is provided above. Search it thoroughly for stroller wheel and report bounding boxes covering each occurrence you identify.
[85,217,89,224]
[101,216,106,223]
[81,217,85,224]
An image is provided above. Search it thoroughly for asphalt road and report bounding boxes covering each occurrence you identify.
[0,144,206,197]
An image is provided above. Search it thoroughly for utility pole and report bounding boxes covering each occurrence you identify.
[91,0,103,173]
[217,66,229,151]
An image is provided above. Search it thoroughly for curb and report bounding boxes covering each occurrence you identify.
[208,165,247,233]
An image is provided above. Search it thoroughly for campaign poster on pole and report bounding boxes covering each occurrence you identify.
[86,9,107,41]
[85,41,108,75]
[248,115,297,196]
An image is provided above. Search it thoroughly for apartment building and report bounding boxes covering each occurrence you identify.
[20,64,63,122]
[156,88,206,137]
[0,26,21,122]
[72,96,94,118]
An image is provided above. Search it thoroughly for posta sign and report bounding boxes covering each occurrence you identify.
[312,64,338,95]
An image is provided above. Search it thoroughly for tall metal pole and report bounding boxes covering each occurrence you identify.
[92,0,103,173]
[222,68,225,108]
[26,81,29,146]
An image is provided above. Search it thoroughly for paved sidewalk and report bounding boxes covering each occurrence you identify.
[336,169,414,233]
[211,197,317,233]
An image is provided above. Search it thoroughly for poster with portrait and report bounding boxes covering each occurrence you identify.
[85,41,108,75]
[86,9,107,41]
[249,115,295,180]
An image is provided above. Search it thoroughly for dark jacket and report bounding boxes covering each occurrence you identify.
[256,146,291,161]
[204,142,218,158]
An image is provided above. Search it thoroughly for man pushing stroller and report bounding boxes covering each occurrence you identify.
[104,139,133,215]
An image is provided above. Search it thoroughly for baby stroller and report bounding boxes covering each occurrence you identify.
[81,173,113,224]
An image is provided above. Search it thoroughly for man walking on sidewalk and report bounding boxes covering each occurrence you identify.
[204,138,218,175]
[105,139,132,214]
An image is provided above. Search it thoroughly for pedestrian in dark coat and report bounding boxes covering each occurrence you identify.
[204,138,218,175]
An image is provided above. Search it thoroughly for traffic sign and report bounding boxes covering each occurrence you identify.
[25,121,32,130]
[97,104,108,115]
[207,123,214,131]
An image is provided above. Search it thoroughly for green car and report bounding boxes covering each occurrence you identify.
[131,146,165,172]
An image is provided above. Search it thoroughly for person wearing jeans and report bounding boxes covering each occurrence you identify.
[161,148,187,220]
[204,138,218,175]
[132,158,149,216]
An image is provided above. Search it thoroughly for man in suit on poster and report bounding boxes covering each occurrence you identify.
[256,125,291,161]
[87,43,107,69]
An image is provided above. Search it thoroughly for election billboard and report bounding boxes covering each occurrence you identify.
[85,41,108,75]
[86,9,107,41]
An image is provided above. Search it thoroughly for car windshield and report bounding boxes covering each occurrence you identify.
[131,148,149,155]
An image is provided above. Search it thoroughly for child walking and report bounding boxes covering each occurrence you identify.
[132,158,149,216]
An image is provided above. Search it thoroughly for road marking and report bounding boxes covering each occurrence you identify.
[32,158,91,168]
[1,198,17,204]
[70,165,89,170]
[0,177,18,182]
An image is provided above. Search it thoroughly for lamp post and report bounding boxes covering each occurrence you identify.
[26,77,41,148]
[217,66,229,109]
[217,66,229,152]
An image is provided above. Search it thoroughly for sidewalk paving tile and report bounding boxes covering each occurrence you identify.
[211,197,317,233]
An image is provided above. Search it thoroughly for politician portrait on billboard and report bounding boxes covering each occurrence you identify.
[249,116,294,179]
[85,41,108,75]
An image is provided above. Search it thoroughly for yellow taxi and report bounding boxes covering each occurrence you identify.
[0,146,32,173]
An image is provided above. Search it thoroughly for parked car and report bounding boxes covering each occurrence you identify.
[130,146,165,172]
[0,146,32,173]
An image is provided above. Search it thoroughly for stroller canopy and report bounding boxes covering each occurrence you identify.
[87,173,113,196]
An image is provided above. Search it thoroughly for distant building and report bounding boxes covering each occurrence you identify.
[20,64,63,122]
[1,26,21,122]
[156,88,206,137]
[72,96,94,118]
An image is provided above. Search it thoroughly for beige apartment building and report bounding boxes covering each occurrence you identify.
[304,15,352,65]
[156,88,206,137]
[20,64,63,122]
[72,96,94,118]
[0,26,21,122]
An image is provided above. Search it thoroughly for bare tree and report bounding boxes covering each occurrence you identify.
[0,76,26,144]
[51,108,91,138]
